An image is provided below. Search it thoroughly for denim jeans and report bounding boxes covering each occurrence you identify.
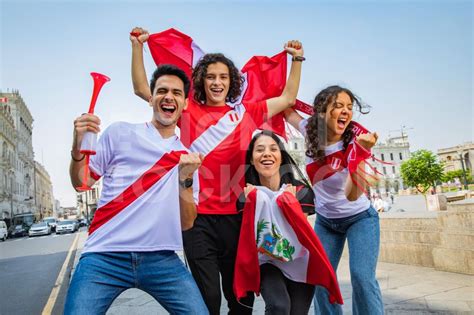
[313,207,384,315]
[64,251,208,315]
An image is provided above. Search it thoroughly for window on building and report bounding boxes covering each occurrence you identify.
[383,167,387,175]
[294,143,298,150]
[399,152,403,160]
[392,166,396,174]
[381,154,385,161]
[390,153,394,161]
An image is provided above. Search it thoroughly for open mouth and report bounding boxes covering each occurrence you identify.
[260,160,275,168]
[210,88,224,96]
[160,103,177,115]
[337,118,347,129]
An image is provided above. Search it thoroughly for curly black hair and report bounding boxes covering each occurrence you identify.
[192,53,244,104]
[305,85,370,160]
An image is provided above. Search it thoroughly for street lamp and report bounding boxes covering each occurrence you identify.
[457,148,469,190]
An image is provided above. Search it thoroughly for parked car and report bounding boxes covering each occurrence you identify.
[8,225,27,238]
[42,217,58,232]
[78,218,89,228]
[28,222,52,237]
[0,220,8,241]
[56,220,77,234]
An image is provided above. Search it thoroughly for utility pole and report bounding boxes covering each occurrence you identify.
[33,162,37,217]
[458,148,469,190]
[10,174,14,225]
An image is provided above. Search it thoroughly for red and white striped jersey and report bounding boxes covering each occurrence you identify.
[179,100,267,215]
[83,122,199,253]
[299,119,370,218]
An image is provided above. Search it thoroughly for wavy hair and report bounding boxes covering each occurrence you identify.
[192,53,244,104]
[305,85,370,160]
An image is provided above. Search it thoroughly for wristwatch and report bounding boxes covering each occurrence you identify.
[179,177,193,189]
[292,56,306,62]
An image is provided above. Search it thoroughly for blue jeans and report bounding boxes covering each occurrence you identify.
[64,251,208,315]
[313,207,384,315]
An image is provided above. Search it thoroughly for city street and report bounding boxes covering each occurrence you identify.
[0,231,79,315]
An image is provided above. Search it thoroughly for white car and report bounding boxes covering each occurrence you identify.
[42,217,58,232]
[28,222,52,237]
[56,220,77,234]
[0,220,8,241]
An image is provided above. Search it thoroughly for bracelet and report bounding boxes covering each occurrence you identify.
[292,56,306,62]
[71,150,85,162]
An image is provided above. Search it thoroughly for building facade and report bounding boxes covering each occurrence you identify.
[34,161,54,219]
[371,136,411,194]
[0,97,16,224]
[0,91,36,225]
[437,142,474,176]
[0,90,55,225]
[76,180,102,222]
[285,136,306,172]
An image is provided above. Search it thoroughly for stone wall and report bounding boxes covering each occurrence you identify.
[378,200,473,275]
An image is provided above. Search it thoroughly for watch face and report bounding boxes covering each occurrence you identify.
[181,178,193,188]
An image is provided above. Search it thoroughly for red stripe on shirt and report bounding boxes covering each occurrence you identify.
[90,169,101,181]
[88,150,186,235]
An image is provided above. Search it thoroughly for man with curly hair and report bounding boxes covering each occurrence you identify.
[130,27,304,315]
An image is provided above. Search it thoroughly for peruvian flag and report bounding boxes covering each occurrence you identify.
[146,28,311,139]
[0,97,8,103]
[147,28,205,80]
[240,52,288,139]
[233,188,343,305]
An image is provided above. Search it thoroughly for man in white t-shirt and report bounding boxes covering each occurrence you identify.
[65,65,208,314]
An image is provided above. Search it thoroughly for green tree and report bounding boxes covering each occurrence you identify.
[444,169,472,184]
[400,150,444,194]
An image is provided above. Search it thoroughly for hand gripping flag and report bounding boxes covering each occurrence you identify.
[146,28,311,139]
[305,121,391,193]
[147,28,205,80]
[233,187,343,305]
[240,52,288,139]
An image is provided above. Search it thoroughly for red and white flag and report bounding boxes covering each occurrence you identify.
[240,52,288,138]
[147,28,204,80]
[234,188,343,305]
[146,28,311,138]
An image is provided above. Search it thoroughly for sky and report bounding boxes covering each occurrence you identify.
[1,0,472,206]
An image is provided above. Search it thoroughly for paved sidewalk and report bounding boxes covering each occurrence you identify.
[71,231,473,314]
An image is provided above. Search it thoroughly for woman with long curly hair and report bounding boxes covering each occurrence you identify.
[285,85,384,314]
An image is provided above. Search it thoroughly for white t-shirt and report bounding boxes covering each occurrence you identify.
[82,122,199,254]
[299,119,370,219]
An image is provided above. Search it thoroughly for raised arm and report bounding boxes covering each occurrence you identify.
[266,40,304,119]
[130,27,151,102]
[284,108,304,131]
[69,114,100,190]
